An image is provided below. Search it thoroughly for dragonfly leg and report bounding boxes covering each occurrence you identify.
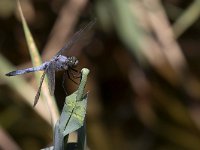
[62,70,79,95]
[69,67,81,79]
[62,71,68,95]
[67,70,79,85]
[70,68,78,72]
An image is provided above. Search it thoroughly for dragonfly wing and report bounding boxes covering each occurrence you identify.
[34,71,46,107]
[56,19,96,56]
[46,62,56,96]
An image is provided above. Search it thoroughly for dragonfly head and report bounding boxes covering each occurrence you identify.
[68,56,79,68]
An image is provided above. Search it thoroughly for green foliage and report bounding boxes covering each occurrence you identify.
[43,68,89,150]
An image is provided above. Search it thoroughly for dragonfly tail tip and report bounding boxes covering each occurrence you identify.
[5,72,12,76]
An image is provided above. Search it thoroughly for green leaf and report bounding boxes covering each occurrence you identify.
[63,92,88,136]
[52,68,89,150]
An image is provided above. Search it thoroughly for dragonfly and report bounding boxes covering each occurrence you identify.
[5,20,96,106]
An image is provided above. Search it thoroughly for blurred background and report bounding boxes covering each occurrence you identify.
[0,0,200,149]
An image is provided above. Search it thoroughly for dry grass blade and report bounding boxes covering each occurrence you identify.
[17,0,59,126]
[173,0,200,38]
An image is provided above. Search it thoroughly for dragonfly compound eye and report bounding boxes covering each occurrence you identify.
[74,59,79,66]
[68,56,78,67]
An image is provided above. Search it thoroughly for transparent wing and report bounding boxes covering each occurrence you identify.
[56,19,96,56]
[46,62,56,96]
[34,71,46,107]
